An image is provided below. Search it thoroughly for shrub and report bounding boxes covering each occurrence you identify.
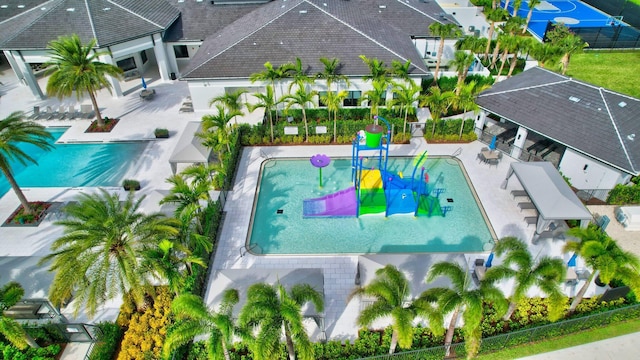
[154,128,169,138]
[122,179,141,191]
[89,322,124,360]
[0,342,61,360]
[607,183,640,204]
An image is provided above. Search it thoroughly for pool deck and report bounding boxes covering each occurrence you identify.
[0,65,622,338]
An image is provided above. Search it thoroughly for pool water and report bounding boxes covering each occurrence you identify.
[249,157,496,254]
[0,128,149,198]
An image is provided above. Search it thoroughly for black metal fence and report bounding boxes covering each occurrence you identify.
[544,20,640,49]
[582,0,640,29]
[358,303,640,359]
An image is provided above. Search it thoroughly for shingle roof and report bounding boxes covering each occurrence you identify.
[476,67,640,175]
[0,0,179,49]
[182,0,457,79]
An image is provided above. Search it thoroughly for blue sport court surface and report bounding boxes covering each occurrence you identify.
[501,0,625,39]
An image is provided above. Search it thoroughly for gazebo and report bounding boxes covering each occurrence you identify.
[168,122,212,175]
[501,162,592,234]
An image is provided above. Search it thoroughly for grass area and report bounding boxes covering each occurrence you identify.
[565,51,640,98]
[476,317,640,360]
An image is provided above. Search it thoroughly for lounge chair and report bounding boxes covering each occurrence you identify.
[511,190,528,199]
[44,106,55,120]
[58,105,67,120]
[80,104,94,119]
[474,259,487,281]
[30,106,40,119]
[524,216,537,227]
[67,105,77,120]
[518,202,536,211]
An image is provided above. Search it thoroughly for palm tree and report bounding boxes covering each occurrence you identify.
[163,290,239,360]
[419,87,455,136]
[485,237,567,321]
[201,105,242,153]
[0,112,54,215]
[450,50,476,92]
[45,34,123,128]
[523,0,542,34]
[490,17,526,69]
[557,33,587,75]
[452,81,486,139]
[248,85,278,143]
[282,86,318,142]
[484,8,510,60]
[428,22,462,84]
[563,227,640,312]
[320,90,348,143]
[317,57,350,92]
[209,89,248,126]
[359,55,389,85]
[455,35,487,56]
[390,80,421,135]
[423,261,507,358]
[39,189,180,317]
[0,281,39,349]
[528,41,562,68]
[238,282,324,360]
[141,239,205,295]
[250,62,294,122]
[348,265,443,354]
[511,0,524,16]
[391,59,412,84]
[496,34,520,78]
[361,80,388,119]
[287,57,313,92]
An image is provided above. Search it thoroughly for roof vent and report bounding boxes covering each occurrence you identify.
[17,5,25,8]
[569,96,581,102]
[299,10,307,14]
[619,101,627,107]
[40,7,46,10]
[0,5,7,9]
[66,8,75,11]
[379,5,387,9]
[103,7,110,11]
[628,134,636,141]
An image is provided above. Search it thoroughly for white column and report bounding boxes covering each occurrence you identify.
[474,111,487,137]
[4,50,25,85]
[510,126,528,160]
[98,53,123,98]
[153,33,170,82]
[11,51,45,99]
[166,43,179,78]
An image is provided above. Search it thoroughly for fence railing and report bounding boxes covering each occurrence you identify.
[358,303,640,359]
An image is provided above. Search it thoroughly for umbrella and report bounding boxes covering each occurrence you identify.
[485,252,494,268]
[141,76,147,89]
[568,253,577,267]
[488,135,497,150]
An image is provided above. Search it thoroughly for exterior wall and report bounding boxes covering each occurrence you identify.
[559,148,631,192]
[168,42,202,76]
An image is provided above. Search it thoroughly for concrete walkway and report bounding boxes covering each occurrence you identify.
[518,332,640,360]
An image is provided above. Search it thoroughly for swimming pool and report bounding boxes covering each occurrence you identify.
[0,127,149,198]
[248,157,496,254]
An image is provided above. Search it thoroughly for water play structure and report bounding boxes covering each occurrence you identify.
[303,116,450,218]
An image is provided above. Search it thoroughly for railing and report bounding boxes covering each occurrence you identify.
[358,303,640,359]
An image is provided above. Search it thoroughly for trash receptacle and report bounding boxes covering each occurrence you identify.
[365,124,383,148]
[170,72,176,80]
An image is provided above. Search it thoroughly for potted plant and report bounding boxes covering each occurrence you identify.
[154,128,169,139]
[122,179,141,191]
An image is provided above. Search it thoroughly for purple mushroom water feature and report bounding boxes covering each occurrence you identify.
[310,154,331,188]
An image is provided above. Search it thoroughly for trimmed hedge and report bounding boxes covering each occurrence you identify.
[0,343,61,360]
[607,183,640,205]
[88,322,123,360]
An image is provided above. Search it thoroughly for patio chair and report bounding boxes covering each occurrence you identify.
[474,259,487,281]
[487,158,499,168]
[518,202,536,211]
[476,152,486,163]
[30,106,40,119]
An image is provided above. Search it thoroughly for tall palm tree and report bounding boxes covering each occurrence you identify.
[485,237,566,321]
[563,227,640,312]
[423,261,507,358]
[528,41,562,68]
[452,81,486,139]
[348,265,444,354]
[450,50,476,92]
[0,281,39,349]
[359,55,389,85]
[419,87,455,136]
[320,90,348,143]
[455,35,487,56]
[428,22,462,84]
[557,33,587,75]
[484,8,510,60]
[209,89,248,126]
[45,34,123,128]
[141,239,205,295]
[163,290,239,360]
[390,80,421,135]
[238,282,324,360]
[523,0,542,34]
[250,62,294,122]
[496,34,520,77]
[39,189,180,317]
[511,0,524,16]
[361,80,388,119]
[287,57,313,92]
[282,86,318,142]
[201,105,242,153]
[391,59,412,84]
[0,112,53,215]
[490,17,526,69]
[248,85,278,143]
[317,57,350,92]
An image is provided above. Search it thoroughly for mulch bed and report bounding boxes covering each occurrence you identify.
[86,118,119,133]
[4,201,52,227]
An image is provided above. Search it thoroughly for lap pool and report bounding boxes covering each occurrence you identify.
[0,127,149,198]
[248,156,496,254]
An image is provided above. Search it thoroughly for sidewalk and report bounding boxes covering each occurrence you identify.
[518,332,640,360]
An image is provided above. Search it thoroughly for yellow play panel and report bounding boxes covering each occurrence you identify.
[360,169,382,189]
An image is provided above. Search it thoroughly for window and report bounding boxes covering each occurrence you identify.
[140,50,148,64]
[174,45,189,58]
[318,91,327,107]
[343,91,361,107]
[116,57,136,72]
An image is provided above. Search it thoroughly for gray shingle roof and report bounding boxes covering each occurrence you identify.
[0,0,179,49]
[477,67,640,175]
[182,0,456,79]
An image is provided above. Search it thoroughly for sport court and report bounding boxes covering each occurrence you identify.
[502,0,625,40]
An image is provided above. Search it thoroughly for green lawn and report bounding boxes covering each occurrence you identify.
[565,51,640,98]
[476,318,640,360]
